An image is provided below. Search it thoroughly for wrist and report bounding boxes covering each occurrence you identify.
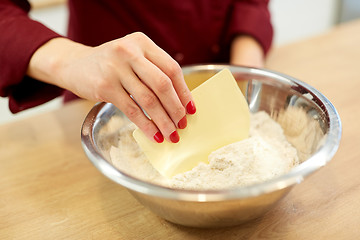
[27,37,90,89]
[229,35,265,68]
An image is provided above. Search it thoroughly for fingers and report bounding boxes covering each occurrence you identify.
[104,83,165,143]
[130,57,186,128]
[94,32,196,143]
[136,33,196,115]
[117,33,196,143]
[118,67,179,143]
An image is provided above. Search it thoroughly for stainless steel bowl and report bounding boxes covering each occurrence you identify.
[81,64,341,228]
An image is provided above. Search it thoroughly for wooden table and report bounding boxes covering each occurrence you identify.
[1,20,360,239]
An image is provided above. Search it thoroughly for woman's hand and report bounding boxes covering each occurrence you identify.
[27,32,196,143]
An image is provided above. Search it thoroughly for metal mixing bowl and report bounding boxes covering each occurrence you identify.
[81,64,341,228]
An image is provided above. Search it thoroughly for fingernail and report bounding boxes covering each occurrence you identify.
[186,101,196,114]
[170,131,180,143]
[177,116,187,129]
[153,132,164,143]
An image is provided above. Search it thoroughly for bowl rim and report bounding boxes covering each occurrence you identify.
[81,64,342,202]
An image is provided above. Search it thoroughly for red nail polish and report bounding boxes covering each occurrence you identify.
[186,101,196,114]
[177,116,187,129]
[170,131,180,143]
[153,132,164,143]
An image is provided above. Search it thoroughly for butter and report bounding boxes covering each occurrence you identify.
[133,68,250,178]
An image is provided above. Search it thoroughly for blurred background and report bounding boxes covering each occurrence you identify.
[1,0,359,124]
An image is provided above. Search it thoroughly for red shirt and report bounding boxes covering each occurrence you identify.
[0,0,273,113]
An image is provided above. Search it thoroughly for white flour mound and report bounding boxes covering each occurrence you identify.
[110,111,299,190]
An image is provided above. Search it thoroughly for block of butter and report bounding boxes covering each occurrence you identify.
[133,68,250,178]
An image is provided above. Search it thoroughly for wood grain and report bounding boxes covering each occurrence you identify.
[2,20,360,239]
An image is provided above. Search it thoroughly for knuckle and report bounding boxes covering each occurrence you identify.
[155,76,172,93]
[141,120,155,133]
[124,32,148,46]
[167,62,182,79]
[96,76,111,90]
[173,105,186,118]
[124,103,142,120]
[131,32,149,44]
[114,41,142,63]
[92,79,112,102]
[141,92,158,109]
[95,79,113,96]
[131,31,146,39]
[155,118,172,135]
[113,41,132,55]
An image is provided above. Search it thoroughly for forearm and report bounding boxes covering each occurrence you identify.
[0,0,66,112]
[26,37,91,92]
[227,0,273,68]
[229,35,265,68]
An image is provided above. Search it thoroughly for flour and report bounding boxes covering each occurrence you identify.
[110,111,299,190]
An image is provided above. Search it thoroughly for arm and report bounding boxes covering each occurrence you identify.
[227,0,273,67]
[0,0,63,111]
[230,35,265,68]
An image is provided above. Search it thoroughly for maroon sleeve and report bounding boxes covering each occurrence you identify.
[227,0,273,55]
[0,0,64,113]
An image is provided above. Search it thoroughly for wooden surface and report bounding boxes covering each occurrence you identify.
[29,0,66,9]
[1,20,360,239]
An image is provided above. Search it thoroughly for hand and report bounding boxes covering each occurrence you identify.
[27,32,196,143]
[229,35,265,68]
